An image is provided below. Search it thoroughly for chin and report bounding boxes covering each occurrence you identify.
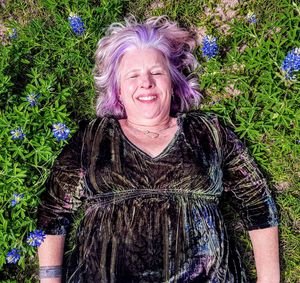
[140,109,162,117]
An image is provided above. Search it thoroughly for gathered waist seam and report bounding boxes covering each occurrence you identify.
[85,189,219,206]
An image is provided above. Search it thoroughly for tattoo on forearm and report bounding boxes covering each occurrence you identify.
[39,265,62,278]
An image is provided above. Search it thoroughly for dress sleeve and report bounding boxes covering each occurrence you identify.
[220,124,279,231]
[37,120,88,235]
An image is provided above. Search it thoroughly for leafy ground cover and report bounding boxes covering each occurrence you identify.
[0,0,299,282]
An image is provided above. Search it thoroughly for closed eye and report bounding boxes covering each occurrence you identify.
[129,74,138,79]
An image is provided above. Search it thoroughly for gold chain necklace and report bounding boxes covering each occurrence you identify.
[126,119,174,139]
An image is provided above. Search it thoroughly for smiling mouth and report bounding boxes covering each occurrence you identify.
[137,95,157,101]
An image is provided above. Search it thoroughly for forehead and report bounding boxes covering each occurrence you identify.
[119,47,168,72]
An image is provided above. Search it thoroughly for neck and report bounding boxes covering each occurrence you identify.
[126,116,173,131]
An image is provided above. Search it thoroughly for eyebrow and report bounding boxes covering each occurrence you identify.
[125,69,140,76]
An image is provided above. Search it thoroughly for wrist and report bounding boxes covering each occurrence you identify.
[39,265,62,280]
[257,275,280,283]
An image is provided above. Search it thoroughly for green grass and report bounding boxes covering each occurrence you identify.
[0,0,299,282]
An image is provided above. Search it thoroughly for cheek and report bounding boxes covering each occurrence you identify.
[123,82,138,97]
[160,81,172,96]
[158,76,172,90]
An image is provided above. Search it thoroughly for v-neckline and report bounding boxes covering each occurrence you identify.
[112,114,184,160]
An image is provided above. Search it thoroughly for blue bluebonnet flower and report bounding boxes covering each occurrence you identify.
[202,35,218,59]
[281,48,300,80]
[52,123,70,141]
[10,127,25,140]
[8,28,17,39]
[11,193,24,207]
[246,12,257,24]
[26,93,39,106]
[6,248,21,264]
[26,230,46,247]
[68,13,85,35]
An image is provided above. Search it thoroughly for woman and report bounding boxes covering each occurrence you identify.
[37,16,280,283]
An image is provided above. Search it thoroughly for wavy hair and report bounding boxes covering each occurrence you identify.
[93,16,201,118]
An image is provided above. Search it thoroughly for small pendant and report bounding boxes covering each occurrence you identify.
[144,130,160,138]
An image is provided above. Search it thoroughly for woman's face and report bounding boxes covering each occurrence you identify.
[118,47,172,123]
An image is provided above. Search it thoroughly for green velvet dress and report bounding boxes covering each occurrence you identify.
[37,111,278,283]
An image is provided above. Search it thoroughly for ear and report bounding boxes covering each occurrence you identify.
[118,89,123,106]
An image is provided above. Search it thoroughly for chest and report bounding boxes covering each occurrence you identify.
[82,122,223,195]
[121,126,179,158]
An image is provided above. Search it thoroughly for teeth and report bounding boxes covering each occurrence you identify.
[138,96,156,101]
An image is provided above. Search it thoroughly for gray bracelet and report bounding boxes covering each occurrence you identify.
[39,265,62,278]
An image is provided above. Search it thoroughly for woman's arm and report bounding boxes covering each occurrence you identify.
[249,226,280,283]
[38,235,65,283]
[36,123,88,282]
[218,122,280,282]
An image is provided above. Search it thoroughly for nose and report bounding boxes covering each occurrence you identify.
[139,73,154,88]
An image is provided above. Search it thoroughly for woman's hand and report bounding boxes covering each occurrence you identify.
[249,226,280,283]
[38,235,65,283]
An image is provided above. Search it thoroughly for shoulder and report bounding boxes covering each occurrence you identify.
[79,116,120,149]
[182,109,218,121]
[181,110,222,132]
[65,117,107,147]
[181,110,236,153]
[80,116,112,136]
